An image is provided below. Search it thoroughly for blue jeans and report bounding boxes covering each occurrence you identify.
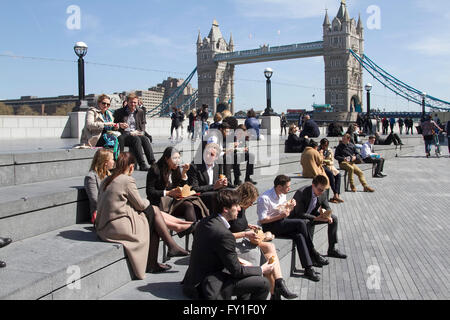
[424,135,433,154]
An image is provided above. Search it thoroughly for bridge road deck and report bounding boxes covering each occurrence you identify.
[103,144,450,300]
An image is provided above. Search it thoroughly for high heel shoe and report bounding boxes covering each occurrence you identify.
[177,221,198,238]
[147,263,172,274]
[274,279,298,300]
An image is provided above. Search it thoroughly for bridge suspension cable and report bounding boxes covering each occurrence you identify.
[350,49,450,111]
[147,67,197,117]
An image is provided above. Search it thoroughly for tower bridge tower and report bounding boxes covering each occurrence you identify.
[323,0,364,112]
[196,20,235,114]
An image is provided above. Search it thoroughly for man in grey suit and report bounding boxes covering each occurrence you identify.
[183,189,272,300]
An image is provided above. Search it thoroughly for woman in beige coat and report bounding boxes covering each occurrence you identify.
[300,140,330,189]
[80,94,126,147]
[96,152,189,279]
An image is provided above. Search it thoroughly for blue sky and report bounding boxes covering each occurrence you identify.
[1,0,450,113]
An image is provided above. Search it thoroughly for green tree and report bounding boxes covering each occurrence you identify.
[53,103,76,116]
[16,105,39,115]
[0,102,14,115]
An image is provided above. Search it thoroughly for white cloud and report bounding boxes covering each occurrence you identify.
[408,36,450,56]
[414,0,450,19]
[233,0,354,19]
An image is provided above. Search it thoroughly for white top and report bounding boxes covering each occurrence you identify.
[206,163,215,185]
[256,188,286,225]
[361,141,374,159]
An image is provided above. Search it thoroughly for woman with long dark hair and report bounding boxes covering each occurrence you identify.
[319,138,344,203]
[146,147,209,222]
[96,152,189,278]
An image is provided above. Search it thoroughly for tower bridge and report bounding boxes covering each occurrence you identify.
[197,0,364,114]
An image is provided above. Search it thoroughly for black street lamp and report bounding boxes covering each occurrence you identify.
[421,92,426,118]
[263,68,275,116]
[74,41,88,110]
[365,83,372,115]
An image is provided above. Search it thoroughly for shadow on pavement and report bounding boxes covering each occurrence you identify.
[138,281,188,300]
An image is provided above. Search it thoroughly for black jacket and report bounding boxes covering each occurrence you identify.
[285,134,308,153]
[334,142,362,163]
[291,185,330,220]
[300,119,320,138]
[182,215,263,299]
[113,107,147,134]
[146,165,188,206]
[188,162,233,193]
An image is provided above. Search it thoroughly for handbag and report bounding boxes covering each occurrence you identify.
[102,133,120,160]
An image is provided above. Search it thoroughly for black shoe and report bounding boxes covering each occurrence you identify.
[327,249,347,259]
[147,263,172,274]
[313,253,329,267]
[374,173,384,178]
[234,179,243,186]
[379,173,387,177]
[270,292,281,300]
[139,164,150,171]
[0,261,5,268]
[245,178,257,185]
[304,267,320,282]
[0,237,12,248]
[177,221,198,238]
[274,279,298,299]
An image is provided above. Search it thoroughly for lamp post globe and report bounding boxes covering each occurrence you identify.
[263,68,274,116]
[364,83,372,92]
[74,41,88,58]
[74,42,88,109]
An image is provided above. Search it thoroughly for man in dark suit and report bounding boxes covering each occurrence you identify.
[183,189,272,300]
[113,93,155,171]
[291,175,347,259]
[300,115,320,138]
[188,143,232,214]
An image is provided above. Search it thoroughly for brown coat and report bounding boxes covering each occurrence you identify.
[300,147,330,188]
[96,174,151,280]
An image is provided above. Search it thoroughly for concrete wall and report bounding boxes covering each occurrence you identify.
[0,116,71,139]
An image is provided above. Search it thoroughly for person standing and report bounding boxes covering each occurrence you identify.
[398,118,404,135]
[183,189,272,300]
[280,112,288,136]
[389,117,396,133]
[300,115,320,138]
[420,115,443,158]
[445,119,450,157]
[169,107,181,142]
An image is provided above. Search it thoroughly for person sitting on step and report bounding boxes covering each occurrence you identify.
[335,134,375,193]
[361,136,387,178]
[232,182,297,300]
[183,189,272,300]
[257,175,328,282]
[96,152,190,278]
[291,175,347,260]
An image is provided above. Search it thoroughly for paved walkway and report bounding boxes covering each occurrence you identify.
[104,144,450,300]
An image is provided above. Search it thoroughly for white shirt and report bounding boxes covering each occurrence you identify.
[206,163,215,185]
[361,141,375,159]
[256,188,286,225]
[218,214,230,229]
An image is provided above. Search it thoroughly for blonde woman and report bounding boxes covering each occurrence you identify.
[85,149,115,224]
[231,182,297,300]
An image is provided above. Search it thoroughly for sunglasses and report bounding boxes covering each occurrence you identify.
[101,102,111,107]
